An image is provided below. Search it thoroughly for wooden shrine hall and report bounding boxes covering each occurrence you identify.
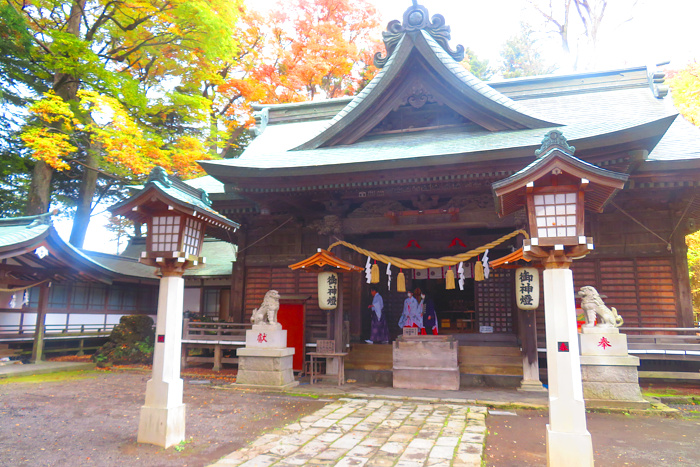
[194,2,700,385]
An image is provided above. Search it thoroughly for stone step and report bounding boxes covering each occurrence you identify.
[459,346,521,357]
[345,342,523,375]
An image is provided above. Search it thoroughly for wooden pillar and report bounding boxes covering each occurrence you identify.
[672,232,694,327]
[350,251,363,340]
[231,230,247,322]
[219,288,231,321]
[30,282,50,363]
[519,309,545,391]
[334,275,344,353]
[213,344,222,372]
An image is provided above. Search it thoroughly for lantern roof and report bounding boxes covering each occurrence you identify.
[489,248,532,270]
[492,130,630,217]
[110,167,239,239]
[288,249,364,273]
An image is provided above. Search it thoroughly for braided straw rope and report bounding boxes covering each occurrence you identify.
[328,229,529,269]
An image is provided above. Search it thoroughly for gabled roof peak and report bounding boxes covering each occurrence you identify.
[374,1,464,68]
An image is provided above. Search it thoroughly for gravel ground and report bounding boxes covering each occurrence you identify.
[0,370,327,467]
[485,409,700,466]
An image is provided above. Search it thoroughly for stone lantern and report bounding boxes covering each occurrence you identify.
[110,167,239,448]
[493,130,628,467]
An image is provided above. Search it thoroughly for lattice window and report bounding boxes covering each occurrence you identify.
[533,193,577,238]
[151,216,180,252]
[475,269,514,333]
[183,217,202,256]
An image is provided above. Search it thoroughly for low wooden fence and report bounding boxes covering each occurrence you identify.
[621,327,700,361]
[181,320,250,371]
[181,320,339,372]
[0,324,116,358]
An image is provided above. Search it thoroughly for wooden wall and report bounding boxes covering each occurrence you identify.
[534,256,678,341]
[242,266,352,335]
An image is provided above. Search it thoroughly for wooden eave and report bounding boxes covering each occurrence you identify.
[493,150,629,217]
[201,115,676,188]
[288,249,363,273]
[293,31,557,151]
[0,227,115,284]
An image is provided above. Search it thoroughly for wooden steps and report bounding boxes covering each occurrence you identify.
[459,346,522,376]
[345,342,523,377]
[345,343,393,371]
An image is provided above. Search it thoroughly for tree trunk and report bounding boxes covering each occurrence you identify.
[26,160,53,215]
[26,0,85,216]
[69,144,99,248]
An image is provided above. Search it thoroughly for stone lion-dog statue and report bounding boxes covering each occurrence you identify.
[251,290,281,327]
[578,286,623,328]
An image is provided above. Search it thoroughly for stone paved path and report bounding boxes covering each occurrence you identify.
[211,396,486,466]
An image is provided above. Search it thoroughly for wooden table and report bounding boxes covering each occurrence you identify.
[308,352,348,386]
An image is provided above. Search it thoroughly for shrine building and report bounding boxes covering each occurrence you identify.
[194,2,700,383]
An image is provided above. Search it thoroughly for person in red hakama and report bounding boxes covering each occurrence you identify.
[416,288,438,335]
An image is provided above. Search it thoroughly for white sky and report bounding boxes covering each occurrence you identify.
[255,0,698,71]
[56,0,698,254]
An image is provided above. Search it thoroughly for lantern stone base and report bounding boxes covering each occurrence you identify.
[546,425,593,467]
[136,403,186,449]
[234,347,299,389]
[392,335,459,391]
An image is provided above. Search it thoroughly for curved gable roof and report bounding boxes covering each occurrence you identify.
[294,5,558,151]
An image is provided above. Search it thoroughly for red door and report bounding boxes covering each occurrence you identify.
[277,300,306,371]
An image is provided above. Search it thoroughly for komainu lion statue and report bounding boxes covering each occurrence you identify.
[251,290,280,326]
[578,286,623,328]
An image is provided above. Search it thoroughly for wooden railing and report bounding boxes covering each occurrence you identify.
[181,320,250,342]
[621,327,700,360]
[0,323,115,341]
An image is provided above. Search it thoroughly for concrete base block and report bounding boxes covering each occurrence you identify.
[245,325,287,348]
[584,398,650,410]
[546,424,593,467]
[233,380,299,391]
[518,380,548,392]
[137,404,186,448]
[236,368,296,386]
[235,347,297,388]
[581,354,647,407]
[393,368,460,391]
[579,331,628,356]
[392,335,459,391]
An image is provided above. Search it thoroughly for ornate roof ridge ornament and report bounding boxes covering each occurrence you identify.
[147,166,173,188]
[374,1,465,68]
[534,129,576,158]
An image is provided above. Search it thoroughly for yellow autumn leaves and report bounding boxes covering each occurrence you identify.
[21,90,212,178]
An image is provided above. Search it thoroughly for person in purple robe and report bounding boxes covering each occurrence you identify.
[366,286,389,344]
[417,289,438,335]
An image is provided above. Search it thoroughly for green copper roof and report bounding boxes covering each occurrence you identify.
[0,215,50,248]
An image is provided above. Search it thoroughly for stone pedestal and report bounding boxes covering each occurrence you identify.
[579,327,649,409]
[392,335,459,390]
[138,275,186,448]
[234,325,298,390]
